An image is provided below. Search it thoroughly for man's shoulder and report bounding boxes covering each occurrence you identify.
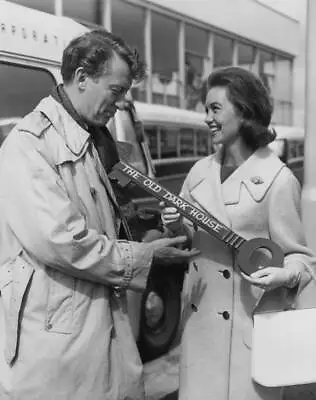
[17,97,54,138]
[17,111,52,138]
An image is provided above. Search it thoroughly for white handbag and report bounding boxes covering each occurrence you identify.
[252,307,316,387]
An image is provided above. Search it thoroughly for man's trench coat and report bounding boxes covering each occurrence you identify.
[0,96,154,399]
[177,148,316,400]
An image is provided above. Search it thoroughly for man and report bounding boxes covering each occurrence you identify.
[0,29,197,399]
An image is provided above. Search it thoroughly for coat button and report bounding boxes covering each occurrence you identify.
[220,269,231,279]
[90,187,97,198]
[218,311,230,320]
[191,303,198,312]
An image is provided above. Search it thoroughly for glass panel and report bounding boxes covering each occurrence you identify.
[259,50,275,95]
[274,56,292,103]
[8,0,54,14]
[238,43,255,70]
[145,126,158,159]
[180,128,194,156]
[196,130,210,156]
[0,63,55,120]
[63,0,101,25]
[112,0,146,102]
[213,34,233,68]
[112,0,145,59]
[185,24,208,56]
[160,127,178,158]
[185,56,204,111]
[273,100,292,125]
[152,12,179,106]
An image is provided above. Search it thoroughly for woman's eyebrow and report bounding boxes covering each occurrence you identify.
[206,101,221,108]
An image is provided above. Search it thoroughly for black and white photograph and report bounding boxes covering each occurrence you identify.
[0,0,316,399]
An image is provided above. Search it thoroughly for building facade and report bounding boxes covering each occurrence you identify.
[8,0,302,125]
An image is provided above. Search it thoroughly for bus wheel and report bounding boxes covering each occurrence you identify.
[138,268,182,363]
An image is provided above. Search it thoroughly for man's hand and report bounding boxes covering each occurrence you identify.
[150,235,200,266]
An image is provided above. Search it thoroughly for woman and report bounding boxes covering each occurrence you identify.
[162,67,314,400]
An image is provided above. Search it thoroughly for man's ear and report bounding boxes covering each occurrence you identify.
[73,67,88,91]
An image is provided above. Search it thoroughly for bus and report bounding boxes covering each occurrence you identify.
[132,101,211,206]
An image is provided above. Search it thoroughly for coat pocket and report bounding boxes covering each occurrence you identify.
[0,255,34,365]
[45,268,75,334]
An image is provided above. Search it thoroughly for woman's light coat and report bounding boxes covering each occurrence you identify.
[178,148,315,400]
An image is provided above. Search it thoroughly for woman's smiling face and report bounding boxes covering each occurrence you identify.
[205,86,243,146]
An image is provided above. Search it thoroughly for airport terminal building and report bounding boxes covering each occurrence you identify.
[7,0,304,126]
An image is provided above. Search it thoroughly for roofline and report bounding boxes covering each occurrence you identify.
[134,101,207,127]
[253,0,300,24]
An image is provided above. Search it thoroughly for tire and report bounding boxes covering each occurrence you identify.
[137,265,183,363]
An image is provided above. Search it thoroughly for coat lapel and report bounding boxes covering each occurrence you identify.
[187,147,285,230]
[188,149,231,228]
[222,146,284,205]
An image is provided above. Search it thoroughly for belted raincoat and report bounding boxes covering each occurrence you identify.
[177,148,316,400]
[0,96,154,400]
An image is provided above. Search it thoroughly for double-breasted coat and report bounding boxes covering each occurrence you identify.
[177,147,315,400]
[0,96,154,399]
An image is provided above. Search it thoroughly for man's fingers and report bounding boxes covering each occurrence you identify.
[163,235,188,246]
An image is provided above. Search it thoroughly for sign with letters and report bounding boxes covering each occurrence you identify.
[109,161,284,275]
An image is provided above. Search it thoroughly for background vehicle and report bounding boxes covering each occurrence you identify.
[0,0,209,362]
[107,100,211,361]
[269,124,304,184]
[134,101,212,199]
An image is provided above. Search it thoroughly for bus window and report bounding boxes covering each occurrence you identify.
[180,128,194,156]
[160,127,178,159]
[0,62,56,120]
[145,126,159,159]
[196,129,211,156]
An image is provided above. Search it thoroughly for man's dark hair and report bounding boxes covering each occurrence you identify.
[207,66,276,150]
[61,29,146,84]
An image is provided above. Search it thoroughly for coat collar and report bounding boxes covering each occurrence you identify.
[220,146,285,204]
[19,96,90,160]
[188,147,284,227]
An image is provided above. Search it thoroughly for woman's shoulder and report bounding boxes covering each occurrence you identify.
[183,153,216,190]
[187,153,215,176]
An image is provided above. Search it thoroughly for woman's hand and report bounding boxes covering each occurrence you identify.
[160,201,182,228]
[241,266,300,291]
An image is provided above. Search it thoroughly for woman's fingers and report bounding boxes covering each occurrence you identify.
[161,206,181,225]
[241,266,292,291]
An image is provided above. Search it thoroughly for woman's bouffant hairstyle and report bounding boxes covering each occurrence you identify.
[207,67,276,150]
[61,29,146,84]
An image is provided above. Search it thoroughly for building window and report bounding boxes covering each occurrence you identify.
[213,34,233,68]
[259,50,275,96]
[185,24,209,111]
[238,42,255,71]
[63,0,102,26]
[112,0,146,102]
[112,0,145,59]
[152,12,180,107]
[8,0,54,14]
[274,56,293,125]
